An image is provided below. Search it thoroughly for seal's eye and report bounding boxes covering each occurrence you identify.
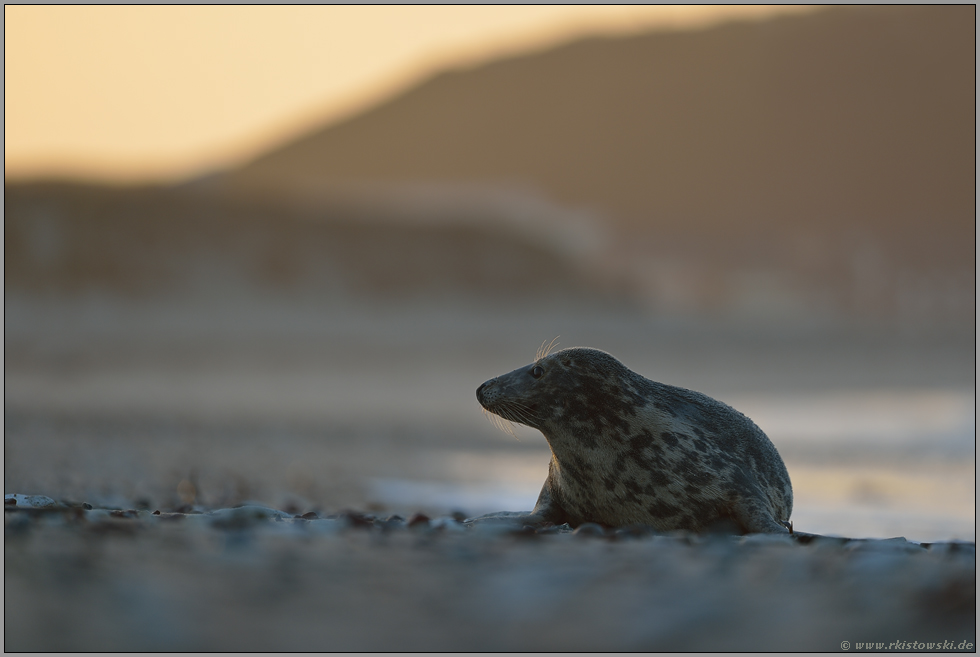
[530,365,544,379]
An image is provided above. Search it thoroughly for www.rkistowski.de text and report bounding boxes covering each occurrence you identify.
[842,640,974,651]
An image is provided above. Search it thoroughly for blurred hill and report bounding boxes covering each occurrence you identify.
[227,5,974,325]
[5,6,975,325]
[237,6,973,234]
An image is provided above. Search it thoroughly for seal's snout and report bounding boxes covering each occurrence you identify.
[476,380,490,406]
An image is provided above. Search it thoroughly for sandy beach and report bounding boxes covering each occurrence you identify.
[5,299,975,651]
[4,499,975,652]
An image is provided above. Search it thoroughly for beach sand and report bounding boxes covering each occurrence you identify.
[4,298,975,651]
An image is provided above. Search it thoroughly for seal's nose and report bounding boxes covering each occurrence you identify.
[476,380,496,405]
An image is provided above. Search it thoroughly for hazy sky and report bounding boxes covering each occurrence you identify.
[5,5,812,183]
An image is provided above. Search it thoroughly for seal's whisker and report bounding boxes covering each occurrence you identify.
[535,336,560,361]
[513,410,535,427]
[506,400,538,416]
[499,415,519,438]
[483,407,502,431]
[512,407,541,424]
[504,402,538,424]
[486,410,505,435]
[497,406,519,425]
[498,404,521,423]
[492,403,534,439]
[482,407,516,437]
[501,401,531,421]
[514,409,538,431]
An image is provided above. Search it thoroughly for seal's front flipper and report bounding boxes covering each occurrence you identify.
[731,495,793,534]
[529,478,569,526]
[465,510,541,526]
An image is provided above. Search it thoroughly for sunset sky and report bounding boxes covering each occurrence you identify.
[5,5,813,183]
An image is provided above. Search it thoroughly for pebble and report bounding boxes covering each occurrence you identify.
[4,494,60,509]
[340,511,376,529]
[406,513,431,528]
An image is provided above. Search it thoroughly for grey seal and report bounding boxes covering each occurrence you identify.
[476,347,793,534]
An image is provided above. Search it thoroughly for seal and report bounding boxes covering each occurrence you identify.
[476,347,793,534]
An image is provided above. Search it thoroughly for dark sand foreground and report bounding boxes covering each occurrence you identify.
[4,497,975,652]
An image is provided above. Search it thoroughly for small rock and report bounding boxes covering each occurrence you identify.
[407,513,431,528]
[151,512,186,521]
[209,505,295,522]
[342,511,375,529]
[4,494,60,509]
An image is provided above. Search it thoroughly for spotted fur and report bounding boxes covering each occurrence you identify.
[476,347,793,534]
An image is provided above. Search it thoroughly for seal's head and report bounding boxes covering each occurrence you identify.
[476,347,643,441]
